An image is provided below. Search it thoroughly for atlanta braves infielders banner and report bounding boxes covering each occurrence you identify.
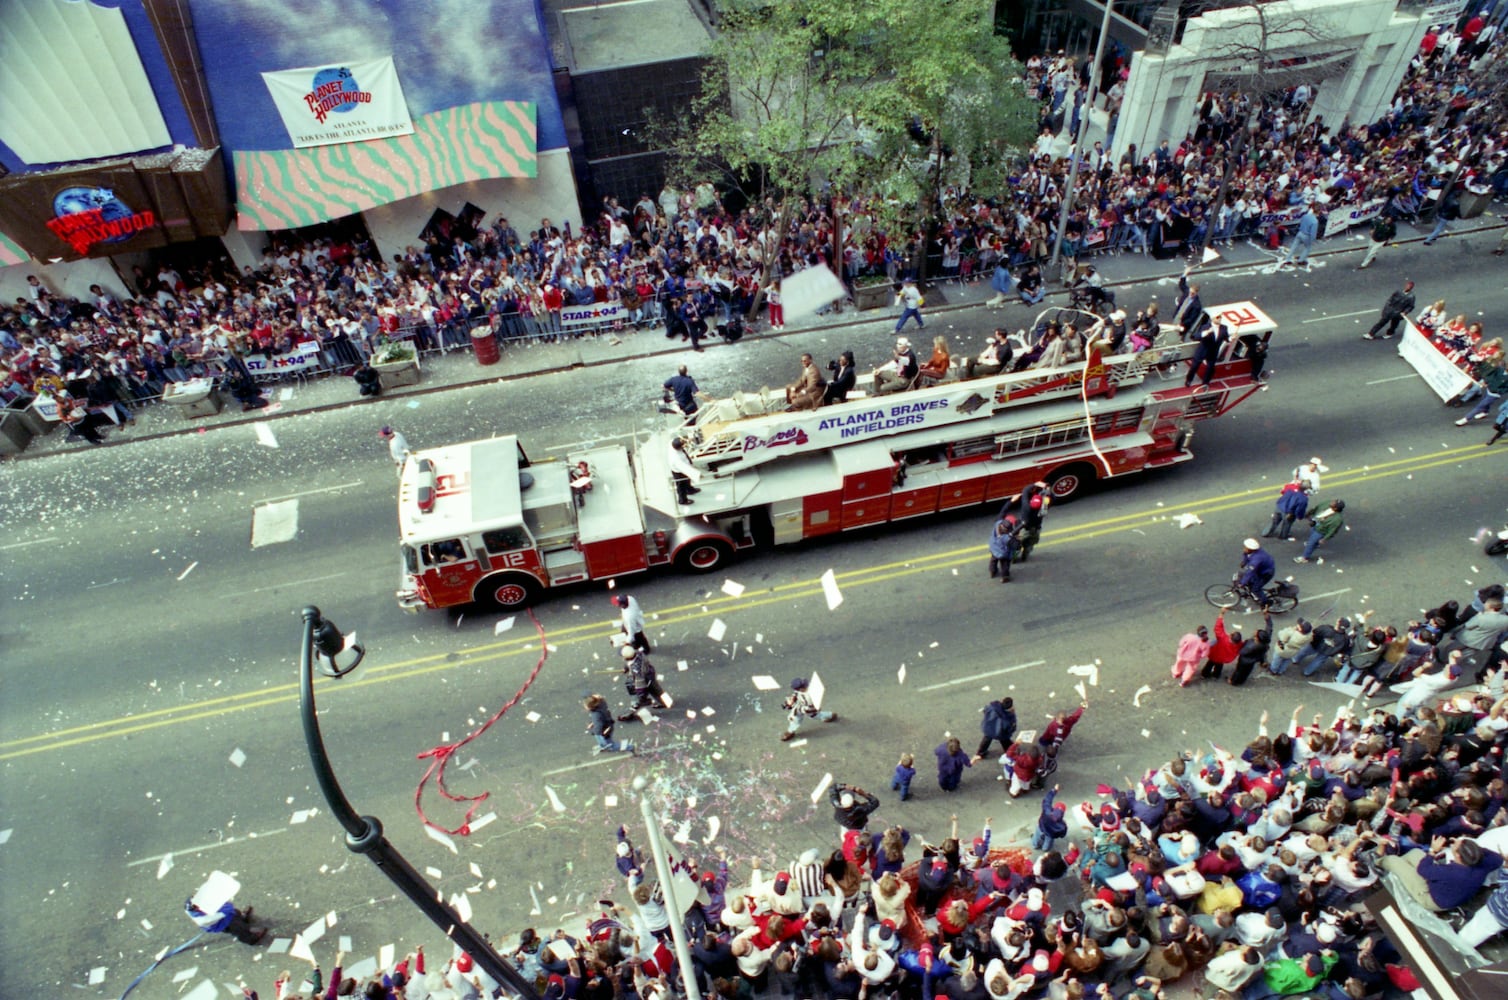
[261,57,414,149]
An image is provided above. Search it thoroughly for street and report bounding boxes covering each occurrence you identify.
[2,242,1505,997]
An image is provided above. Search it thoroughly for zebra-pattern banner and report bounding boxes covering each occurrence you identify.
[0,231,26,267]
[233,101,536,231]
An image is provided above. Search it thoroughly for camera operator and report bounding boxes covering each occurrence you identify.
[823,351,857,405]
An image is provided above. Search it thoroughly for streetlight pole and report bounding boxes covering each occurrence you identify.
[1050,0,1116,275]
[297,606,539,1000]
[636,797,702,1000]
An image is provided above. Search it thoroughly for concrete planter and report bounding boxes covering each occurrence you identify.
[854,282,895,311]
[162,379,223,419]
[0,409,35,456]
[374,357,421,389]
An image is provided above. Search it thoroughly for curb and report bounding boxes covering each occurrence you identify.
[13,219,1504,460]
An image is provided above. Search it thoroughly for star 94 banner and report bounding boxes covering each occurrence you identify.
[261,56,414,149]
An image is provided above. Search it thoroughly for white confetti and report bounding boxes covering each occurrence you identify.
[786,738,808,748]
[89,967,108,985]
[720,579,745,598]
[544,786,566,812]
[820,569,843,610]
[1132,684,1153,708]
[177,561,199,581]
[156,854,174,879]
[1141,729,1151,738]
[469,812,497,832]
[898,663,907,684]
[425,866,443,878]
[811,773,834,804]
[494,617,515,634]
[604,795,618,808]
[677,659,689,672]
[172,967,199,984]
[254,423,279,449]
[451,892,473,923]
[701,706,716,716]
[228,748,246,768]
[707,618,727,642]
[290,809,315,824]
[424,825,459,854]
[751,675,780,691]
[704,816,721,844]
[1177,513,1203,529]
[525,711,542,723]
[0,829,10,846]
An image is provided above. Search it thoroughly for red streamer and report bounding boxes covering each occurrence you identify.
[414,609,550,835]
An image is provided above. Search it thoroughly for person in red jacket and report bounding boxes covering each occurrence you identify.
[1041,703,1085,748]
[1200,611,1244,681]
[1004,740,1044,797]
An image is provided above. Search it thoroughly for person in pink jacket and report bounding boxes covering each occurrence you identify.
[1172,626,1211,687]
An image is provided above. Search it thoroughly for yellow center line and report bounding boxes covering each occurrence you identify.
[3,443,1499,762]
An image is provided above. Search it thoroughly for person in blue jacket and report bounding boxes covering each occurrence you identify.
[1238,538,1277,606]
[1263,479,1310,540]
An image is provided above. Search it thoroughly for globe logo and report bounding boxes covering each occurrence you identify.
[311,66,360,115]
[51,187,136,245]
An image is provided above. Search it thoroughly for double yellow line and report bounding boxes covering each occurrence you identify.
[3,442,1499,762]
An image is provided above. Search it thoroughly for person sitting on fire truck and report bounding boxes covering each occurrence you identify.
[917,335,952,383]
[785,353,826,411]
[875,337,919,395]
[964,330,1015,379]
[823,351,858,405]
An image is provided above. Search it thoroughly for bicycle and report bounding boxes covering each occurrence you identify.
[1204,577,1299,614]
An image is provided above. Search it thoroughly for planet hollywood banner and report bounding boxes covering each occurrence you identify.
[261,57,414,149]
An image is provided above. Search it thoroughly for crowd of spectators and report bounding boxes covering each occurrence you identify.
[3,14,1506,444]
[232,569,1508,1000]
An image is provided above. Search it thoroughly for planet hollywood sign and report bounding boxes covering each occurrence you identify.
[44,187,156,254]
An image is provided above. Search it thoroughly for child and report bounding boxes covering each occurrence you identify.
[892,753,916,801]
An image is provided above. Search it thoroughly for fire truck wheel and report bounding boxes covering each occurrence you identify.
[674,537,733,573]
[1045,463,1096,502]
[473,572,542,611]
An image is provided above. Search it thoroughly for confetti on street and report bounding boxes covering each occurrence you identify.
[820,569,843,610]
[424,825,459,854]
[720,579,745,598]
[708,618,727,642]
[495,617,515,634]
[228,748,246,768]
[1132,684,1153,708]
[751,675,779,690]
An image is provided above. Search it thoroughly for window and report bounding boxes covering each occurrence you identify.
[423,538,468,566]
[482,527,529,553]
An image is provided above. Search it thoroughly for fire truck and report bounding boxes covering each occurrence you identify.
[396,301,1276,611]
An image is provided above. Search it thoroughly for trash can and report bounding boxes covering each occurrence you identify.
[472,327,500,366]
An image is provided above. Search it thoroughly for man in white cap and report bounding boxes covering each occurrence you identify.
[1237,538,1277,607]
[875,337,919,395]
[1292,456,1327,495]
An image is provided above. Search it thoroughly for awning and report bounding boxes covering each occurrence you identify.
[233,101,537,231]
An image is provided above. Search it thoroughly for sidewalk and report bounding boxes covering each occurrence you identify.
[10,212,1504,461]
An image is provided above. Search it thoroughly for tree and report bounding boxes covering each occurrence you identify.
[650,0,1037,290]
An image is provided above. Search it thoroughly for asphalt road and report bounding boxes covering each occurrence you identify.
[2,241,1506,998]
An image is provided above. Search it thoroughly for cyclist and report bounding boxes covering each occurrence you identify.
[1237,538,1277,608]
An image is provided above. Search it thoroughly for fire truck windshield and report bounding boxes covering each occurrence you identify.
[401,544,419,574]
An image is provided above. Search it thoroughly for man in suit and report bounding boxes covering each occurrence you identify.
[1174,267,1204,341]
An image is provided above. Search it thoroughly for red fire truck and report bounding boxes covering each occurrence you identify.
[396,302,1276,611]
